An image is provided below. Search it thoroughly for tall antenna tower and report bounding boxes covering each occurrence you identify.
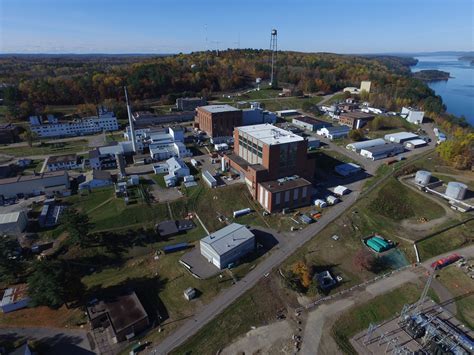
[204,24,209,66]
[270,28,278,87]
[124,86,137,153]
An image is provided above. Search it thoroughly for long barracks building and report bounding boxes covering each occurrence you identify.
[224,124,314,212]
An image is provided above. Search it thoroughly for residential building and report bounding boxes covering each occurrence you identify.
[195,105,242,138]
[79,170,113,190]
[200,223,255,269]
[1,285,30,313]
[316,126,351,140]
[87,291,149,343]
[0,124,20,144]
[224,124,315,211]
[46,154,81,172]
[339,111,375,129]
[0,171,69,199]
[360,142,404,160]
[0,211,28,235]
[176,97,207,111]
[401,107,424,125]
[346,138,386,153]
[292,116,332,131]
[258,175,312,212]
[29,108,119,138]
[384,132,419,144]
[242,107,277,126]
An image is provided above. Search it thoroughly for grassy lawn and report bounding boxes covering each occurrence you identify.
[172,277,293,355]
[0,140,89,157]
[436,265,474,329]
[150,173,167,188]
[331,283,421,354]
[417,219,474,260]
[368,177,445,221]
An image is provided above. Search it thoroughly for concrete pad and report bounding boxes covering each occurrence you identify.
[180,247,220,279]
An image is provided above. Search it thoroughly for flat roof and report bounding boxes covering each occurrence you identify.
[46,154,78,164]
[340,111,375,119]
[0,211,25,224]
[199,104,240,113]
[87,291,148,334]
[0,170,67,185]
[405,139,427,146]
[1,285,29,306]
[259,176,312,193]
[293,116,330,125]
[335,163,361,171]
[238,124,304,145]
[157,220,179,236]
[201,223,254,256]
[324,125,351,133]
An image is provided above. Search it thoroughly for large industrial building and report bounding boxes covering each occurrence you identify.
[195,105,242,138]
[46,154,82,172]
[360,142,404,160]
[176,97,207,111]
[258,176,312,213]
[384,132,419,144]
[200,223,255,269]
[224,124,314,212]
[29,108,119,138]
[316,126,351,140]
[0,171,69,199]
[346,138,386,153]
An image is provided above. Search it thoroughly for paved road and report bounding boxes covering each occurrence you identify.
[300,244,474,354]
[150,185,363,354]
[150,124,440,354]
[0,327,94,355]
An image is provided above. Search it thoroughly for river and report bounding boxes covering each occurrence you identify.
[411,55,474,126]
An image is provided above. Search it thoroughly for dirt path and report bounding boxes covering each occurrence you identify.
[221,320,293,355]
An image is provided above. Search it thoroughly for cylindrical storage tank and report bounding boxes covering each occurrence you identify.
[445,182,468,200]
[415,170,431,186]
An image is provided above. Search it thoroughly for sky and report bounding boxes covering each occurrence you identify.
[0,0,473,54]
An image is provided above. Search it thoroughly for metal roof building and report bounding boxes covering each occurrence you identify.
[0,211,28,235]
[199,104,240,114]
[360,143,404,161]
[346,138,386,153]
[384,132,419,144]
[200,223,255,269]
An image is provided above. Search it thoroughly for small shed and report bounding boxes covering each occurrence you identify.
[1,285,30,313]
[183,287,197,301]
[326,195,340,205]
[314,199,327,208]
[333,185,350,196]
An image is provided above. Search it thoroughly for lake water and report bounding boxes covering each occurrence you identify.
[411,55,474,125]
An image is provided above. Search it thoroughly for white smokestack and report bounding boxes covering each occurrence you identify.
[124,86,137,153]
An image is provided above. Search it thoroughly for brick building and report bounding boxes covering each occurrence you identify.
[224,124,314,212]
[339,111,375,129]
[194,105,242,138]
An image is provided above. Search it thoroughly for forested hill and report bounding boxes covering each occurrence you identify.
[0,50,470,130]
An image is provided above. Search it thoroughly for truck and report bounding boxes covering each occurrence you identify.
[430,254,462,270]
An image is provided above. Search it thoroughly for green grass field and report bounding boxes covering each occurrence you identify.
[417,219,474,260]
[437,265,474,329]
[0,140,90,157]
[331,283,421,354]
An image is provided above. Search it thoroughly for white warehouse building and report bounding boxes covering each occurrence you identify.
[346,138,386,153]
[200,223,255,269]
[401,107,424,125]
[29,108,119,138]
[0,211,28,235]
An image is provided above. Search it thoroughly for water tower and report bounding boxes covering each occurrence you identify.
[270,29,278,87]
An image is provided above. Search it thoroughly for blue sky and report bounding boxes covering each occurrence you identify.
[1,0,472,54]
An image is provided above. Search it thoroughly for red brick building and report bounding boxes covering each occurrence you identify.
[195,105,242,138]
[224,124,314,212]
[339,111,375,129]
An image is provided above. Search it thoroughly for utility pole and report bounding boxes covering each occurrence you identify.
[270,29,278,87]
